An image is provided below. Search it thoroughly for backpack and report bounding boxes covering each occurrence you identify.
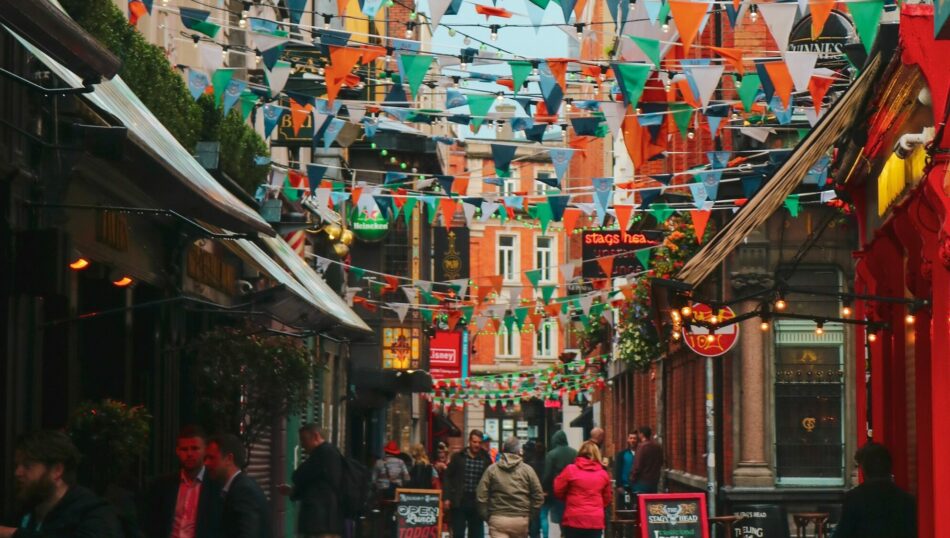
[339,454,372,518]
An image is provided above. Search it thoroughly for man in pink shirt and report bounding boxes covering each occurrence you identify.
[142,426,222,538]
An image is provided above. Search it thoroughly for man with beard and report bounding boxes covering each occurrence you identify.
[0,430,122,538]
[142,425,221,538]
[204,434,270,538]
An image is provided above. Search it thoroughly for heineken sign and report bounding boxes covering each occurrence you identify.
[350,208,389,242]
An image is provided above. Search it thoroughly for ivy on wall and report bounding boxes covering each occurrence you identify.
[60,0,268,193]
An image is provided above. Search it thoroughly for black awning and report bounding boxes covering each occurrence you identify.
[351,368,433,394]
[0,0,119,83]
[569,406,593,428]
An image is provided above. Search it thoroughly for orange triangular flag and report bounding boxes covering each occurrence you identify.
[439,198,458,228]
[350,187,363,206]
[475,4,513,18]
[676,78,701,108]
[488,317,501,333]
[447,310,462,331]
[360,45,387,64]
[614,204,634,232]
[325,46,363,105]
[574,0,590,20]
[487,275,504,293]
[289,99,312,136]
[711,46,744,75]
[451,177,470,195]
[620,284,635,301]
[764,61,793,109]
[528,312,543,330]
[562,208,582,235]
[546,59,570,93]
[808,74,834,114]
[691,210,711,243]
[669,1,710,55]
[809,0,836,39]
[337,0,348,16]
[597,255,615,277]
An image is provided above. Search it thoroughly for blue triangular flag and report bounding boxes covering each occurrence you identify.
[536,175,560,189]
[187,69,209,100]
[707,151,731,169]
[384,172,408,185]
[374,195,394,218]
[285,0,308,23]
[755,60,777,105]
[262,104,285,138]
[446,88,467,109]
[571,117,603,136]
[525,124,547,143]
[804,156,831,186]
[436,175,456,195]
[539,69,563,115]
[362,119,378,138]
[222,79,247,115]
[548,194,571,221]
[741,175,764,199]
[322,118,345,149]
[504,196,524,210]
[330,191,350,206]
[689,182,708,209]
[307,164,328,188]
[650,174,674,185]
[491,144,518,176]
[549,148,573,182]
[638,187,661,209]
[591,177,613,225]
[698,170,723,201]
[559,0,578,22]
[770,95,793,125]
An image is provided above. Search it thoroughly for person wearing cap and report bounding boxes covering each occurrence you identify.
[482,434,499,462]
[445,429,494,538]
[372,441,411,500]
[476,437,545,538]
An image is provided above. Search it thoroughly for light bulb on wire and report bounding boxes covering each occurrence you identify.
[490,25,499,41]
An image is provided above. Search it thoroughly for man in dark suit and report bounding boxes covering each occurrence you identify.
[205,434,271,538]
[277,424,343,538]
[142,426,221,538]
[833,442,916,538]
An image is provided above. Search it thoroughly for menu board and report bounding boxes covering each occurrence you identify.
[638,493,709,538]
[395,489,442,538]
[732,505,789,538]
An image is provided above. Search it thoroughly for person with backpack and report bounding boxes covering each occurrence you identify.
[407,444,440,490]
[277,424,343,538]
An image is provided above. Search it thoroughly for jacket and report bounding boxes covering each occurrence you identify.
[141,468,222,538]
[443,448,493,506]
[291,443,343,535]
[221,472,272,538]
[629,439,663,490]
[475,454,545,520]
[613,449,635,488]
[13,485,123,538]
[542,431,576,493]
[553,457,613,530]
[832,478,916,538]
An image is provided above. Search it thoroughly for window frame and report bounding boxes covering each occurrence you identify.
[497,234,519,284]
[496,324,519,359]
[535,235,556,284]
[534,319,558,359]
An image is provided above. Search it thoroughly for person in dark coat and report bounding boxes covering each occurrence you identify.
[278,424,343,538]
[0,430,123,538]
[142,425,221,538]
[628,426,662,494]
[833,442,916,538]
[542,430,577,531]
[444,429,494,538]
[205,434,271,538]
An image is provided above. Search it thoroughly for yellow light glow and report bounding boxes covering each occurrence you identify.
[760,321,770,331]
[69,258,90,270]
[681,306,692,317]
[112,276,133,287]
[774,298,787,311]
[905,314,915,325]
[868,333,877,343]
[841,306,852,317]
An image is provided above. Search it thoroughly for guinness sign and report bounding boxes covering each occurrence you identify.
[788,10,857,60]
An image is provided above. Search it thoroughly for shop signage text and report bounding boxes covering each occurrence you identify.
[682,303,740,357]
[186,243,237,295]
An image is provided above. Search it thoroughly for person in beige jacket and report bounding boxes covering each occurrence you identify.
[476,437,545,538]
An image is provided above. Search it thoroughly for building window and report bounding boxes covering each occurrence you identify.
[534,320,557,358]
[774,268,845,486]
[497,325,519,358]
[534,169,557,195]
[497,235,519,282]
[500,166,520,196]
[384,218,409,277]
[535,235,554,283]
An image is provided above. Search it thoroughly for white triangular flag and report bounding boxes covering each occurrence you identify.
[415,280,433,292]
[345,288,360,305]
[313,187,331,212]
[449,278,469,299]
[804,108,826,127]
[427,0,454,30]
[575,202,596,215]
[739,126,775,143]
[251,31,288,54]
[475,315,489,330]
[462,201,478,226]
[689,64,725,110]
[389,303,410,322]
[480,201,500,222]
[508,288,522,307]
[601,101,626,137]
[758,3,798,53]
[267,61,292,95]
[559,262,577,280]
[402,286,419,303]
[348,106,367,123]
[315,256,332,273]
[820,190,838,203]
[198,43,224,73]
[578,294,595,315]
[785,51,818,93]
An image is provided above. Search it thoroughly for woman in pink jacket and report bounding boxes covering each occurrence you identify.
[553,440,613,538]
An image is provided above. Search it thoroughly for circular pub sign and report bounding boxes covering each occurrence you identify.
[682,303,740,357]
[350,208,390,242]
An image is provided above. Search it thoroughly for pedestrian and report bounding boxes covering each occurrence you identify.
[407,444,440,490]
[553,441,613,538]
[613,433,638,508]
[475,437,545,538]
[542,430,576,532]
[522,441,547,538]
[833,443,916,538]
[588,428,605,454]
[628,426,662,495]
[0,430,123,538]
[142,425,221,538]
[204,434,271,538]
[432,442,450,484]
[277,424,343,538]
[444,429,493,538]
[372,441,411,500]
[483,434,499,462]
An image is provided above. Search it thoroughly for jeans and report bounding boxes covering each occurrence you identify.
[451,501,484,538]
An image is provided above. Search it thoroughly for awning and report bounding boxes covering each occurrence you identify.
[569,405,593,429]
[13,32,275,237]
[674,54,884,288]
[0,0,119,82]
[259,234,371,333]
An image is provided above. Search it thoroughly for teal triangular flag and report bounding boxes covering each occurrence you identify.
[526,269,542,289]
[737,74,761,112]
[784,194,801,217]
[628,36,662,69]
[635,248,652,270]
[400,54,434,99]
[849,0,883,54]
[649,203,675,224]
[612,63,652,110]
[541,284,557,303]
[509,60,533,95]
[467,94,495,132]
[212,69,235,107]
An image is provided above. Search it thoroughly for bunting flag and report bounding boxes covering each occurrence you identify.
[669,0,711,54]
[262,104,285,138]
[712,46,745,75]
[615,205,634,232]
[689,64,724,109]
[596,256,615,277]
[509,61,533,95]
[689,182,708,209]
[635,248,652,270]
[763,61,793,109]
[601,102,626,137]
[784,193,801,217]
[757,2,798,53]
[591,177,614,225]
[548,195,571,221]
[849,0,883,54]
[187,69,209,100]
[492,144,518,176]
[179,8,221,38]
[628,36,662,69]
[549,148,574,183]
[222,79,247,115]
[400,54,434,99]
[562,208,582,235]
[785,51,818,93]
[670,103,693,140]
[737,74,761,112]
[691,210,712,243]
[612,63,652,110]
[809,74,834,114]
[128,0,148,25]
[211,69,235,107]
[467,94,496,132]
[285,0,307,24]
[475,4,514,17]
[427,0,454,28]
[649,203,675,224]
[809,0,836,38]
[538,70,564,115]
[558,0,578,23]
[267,61,292,95]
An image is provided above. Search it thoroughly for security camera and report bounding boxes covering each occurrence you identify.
[238,280,254,294]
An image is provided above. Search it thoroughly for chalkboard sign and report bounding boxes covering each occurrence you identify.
[732,504,789,538]
[638,493,709,538]
[395,488,443,538]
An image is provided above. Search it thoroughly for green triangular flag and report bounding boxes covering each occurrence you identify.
[658,1,671,25]
[670,103,693,141]
[402,197,417,225]
[498,205,508,224]
[421,308,433,325]
[628,36,662,69]
[420,289,438,304]
[649,203,675,224]
[504,315,516,333]
[541,284,557,303]
[509,60,533,96]
[467,94,496,132]
[371,281,385,295]
[635,248,652,270]
[849,0,883,54]
[461,305,474,324]
[282,175,299,201]
[192,21,221,38]
[514,307,530,329]
[350,267,366,282]
[212,69,235,107]
[240,91,258,121]
[526,269,543,289]
[737,74,761,112]
[613,63,652,110]
[589,302,606,319]
[784,194,801,217]
[400,54,434,99]
[529,0,550,8]
[535,202,553,234]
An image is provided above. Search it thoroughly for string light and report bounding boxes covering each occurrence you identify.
[760,320,770,331]
[750,5,758,22]
[405,21,415,39]
[192,35,200,48]
[841,305,852,317]
[868,332,878,343]
[324,14,333,29]
[680,306,692,318]
[905,313,915,325]
[815,321,824,335]
[661,17,670,33]
[496,92,505,102]
[774,296,787,311]
[574,23,585,40]
[709,314,719,325]
[490,25,500,41]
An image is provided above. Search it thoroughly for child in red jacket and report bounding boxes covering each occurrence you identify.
[553,441,613,538]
